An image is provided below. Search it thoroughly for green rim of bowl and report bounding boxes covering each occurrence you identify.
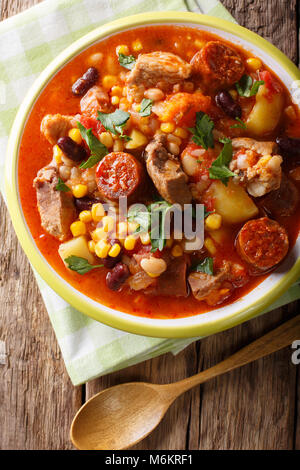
[5,11,300,338]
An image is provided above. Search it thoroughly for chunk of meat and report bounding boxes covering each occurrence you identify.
[127,271,156,291]
[127,52,192,91]
[152,92,211,126]
[80,85,111,117]
[230,138,283,197]
[41,114,77,145]
[188,261,230,302]
[237,217,289,271]
[191,41,244,89]
[156,257,188,297]
[33,166,76,241]
[95,152,145,202]
[144,134,192,205]
[261,174,299,217]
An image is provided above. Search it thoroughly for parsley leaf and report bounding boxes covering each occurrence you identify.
[97,109,131,140]
[118,53,136,70]
[209,137,235,185]
[127,205,150,233]
[56,178,71,192]
[77,122,108,169]
[230,117,247,130]
[236,74,264,97]
[139,98,153,117]
[189,111,214,150]
[65,256,103,275]
[193,257,214,275]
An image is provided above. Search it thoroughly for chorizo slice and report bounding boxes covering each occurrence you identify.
[191,41,245,88]
[261,174,299,217]
[95,152,144,202]
[237,217,289,271]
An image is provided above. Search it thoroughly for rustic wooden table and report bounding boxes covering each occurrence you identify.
[0,0,299,450]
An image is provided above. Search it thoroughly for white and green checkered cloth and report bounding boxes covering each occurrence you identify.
[1,0,299,385]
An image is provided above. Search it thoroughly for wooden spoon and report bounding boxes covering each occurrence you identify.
[70,315,300,450]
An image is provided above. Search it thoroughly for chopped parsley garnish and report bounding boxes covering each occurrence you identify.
[55,178,70,192]
[97,109,131,141]
[64,256,103,275]
[118,53,136,70]
[139,98,153,117]
[209,137,235,186]
[192,257,214,276]
[230,117,247,130]
[235,74,264,97]
[189,111,214,150]
[77,122,108,169]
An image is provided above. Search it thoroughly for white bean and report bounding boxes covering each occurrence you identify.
[168,142,180,155]
[59,165,71,181]
[267,155,282,172]
[181,153,198,176]
[144,88,164,101]
[140,257,167,276]
[167,134,181,145]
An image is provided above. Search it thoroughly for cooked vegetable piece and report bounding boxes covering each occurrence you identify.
[189,111,214,150]
[33,166,77,241]
[118,53,136,70]
[139,98,153,117]
[96,151,144,201]
[246,84,284,136]
[77,121,108,168]
[72,67,99,96]
[191,41,244,88]
[235,75,264,97]
[152,92,211,126]
[215,90,242,119]
[237,217,289,271]
[98,109,131,139]
[206,180,258,224]
[58,236,95,267]
[209,138,235,185]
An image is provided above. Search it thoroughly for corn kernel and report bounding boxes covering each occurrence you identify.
[140,232,150,245]
[132,39,143,52]
[70,220,86,237]
[102,75,118,89]
[147,272,161,278]
[53,144,63,164]
[113,140,124,152]
[88,240,96,253]
[102,215,115,232]
[95,239,111,258]
[124,235,136,250]
[72,184,88,198]
[79,210,92,223]
[91,203,105,222]
[205,213,222,230]
[174,127,188,139]
[108,243,121,258]
[128,221,139,233]
[229,89,238,100]
[68,128,82,145]
[194,39,205,49]
[160,122,175,133]
[204,237,216,255]
[111,95,120,105]
[171,244,183,257]
[116,44,129,55]
[100,132,114,148]
[246,57,262,71]
[258,155,272,167]
[117,222,128,237]
[111,85,123,96]
[92,227,107,242]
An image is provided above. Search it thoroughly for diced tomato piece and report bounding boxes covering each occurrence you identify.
[259,70,282,96]
[77,115,105,137]
[155,92,211,127]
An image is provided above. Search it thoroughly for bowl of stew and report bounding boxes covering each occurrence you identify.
[5,12,300,337]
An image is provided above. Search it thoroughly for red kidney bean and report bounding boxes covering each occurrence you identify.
[215,90,242,119]
[72,67,99,96]
[276,137,300,155]
[57,136,88,162]
[106,262,129,291]
[74,196,102,212]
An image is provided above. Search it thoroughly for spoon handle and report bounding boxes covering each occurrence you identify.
[166,315,300,397]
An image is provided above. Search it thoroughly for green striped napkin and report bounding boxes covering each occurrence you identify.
[1,0,299,385]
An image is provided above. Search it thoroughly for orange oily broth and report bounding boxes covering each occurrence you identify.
[18,25,299,319]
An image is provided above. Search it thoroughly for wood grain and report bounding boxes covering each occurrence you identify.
[0,0,299,450]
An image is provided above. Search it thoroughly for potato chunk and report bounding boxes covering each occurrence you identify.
[207,180,258,224]
[58,236,95,267]
[246,84,284,136]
